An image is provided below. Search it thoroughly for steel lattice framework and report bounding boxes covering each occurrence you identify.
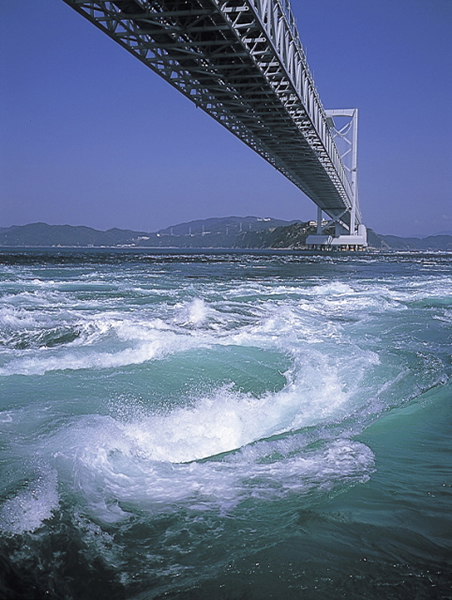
[63,0,362,232]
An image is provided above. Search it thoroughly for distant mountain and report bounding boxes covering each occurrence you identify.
[0,217,298,249]
[374,234,452,251]
[153,216,300,248]
[235,221,320,249]
[0,223,148,248]
[157,216,298,236]
[1,220,451,251]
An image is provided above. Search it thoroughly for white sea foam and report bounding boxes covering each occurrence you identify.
[175,297,209,327]
[0,469,59,535]
[0,315,211,374]
[0,284,381,378]
[46,361,376,522]
[0,342,163,375]
[62,408,375,521]
[0,289,70,309]
[0,411,13,423]
[311,281,354,296]
[0,305,37,328]
[2,252,448,534]
[123,380,351,464]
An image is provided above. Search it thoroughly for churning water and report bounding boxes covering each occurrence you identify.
[0,249,450,599]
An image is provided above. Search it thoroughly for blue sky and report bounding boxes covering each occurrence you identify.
[1,0,451,236]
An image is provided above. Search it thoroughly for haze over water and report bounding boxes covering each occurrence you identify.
[0,248,451,599]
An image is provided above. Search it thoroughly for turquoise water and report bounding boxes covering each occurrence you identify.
[0,249,450,599]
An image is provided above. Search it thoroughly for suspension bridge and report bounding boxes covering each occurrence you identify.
[63,0,367,249]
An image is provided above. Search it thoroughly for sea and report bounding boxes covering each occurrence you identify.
[0,248,450,600]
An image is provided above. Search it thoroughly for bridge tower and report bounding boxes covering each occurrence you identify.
[306,109,367,249]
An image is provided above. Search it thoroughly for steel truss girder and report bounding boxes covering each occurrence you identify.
[62,0,362,229]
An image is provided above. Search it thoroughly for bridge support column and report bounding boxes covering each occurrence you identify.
[317,206,322,235]
[306,108,367,249]
[325,108,361,236]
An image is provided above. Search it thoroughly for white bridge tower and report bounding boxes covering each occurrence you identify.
[306,109,367,249]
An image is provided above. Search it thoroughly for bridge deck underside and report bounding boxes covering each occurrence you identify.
[65,0,352,224]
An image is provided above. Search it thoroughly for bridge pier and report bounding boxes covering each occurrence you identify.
[306,207,367,250]
[306,228,367,250]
